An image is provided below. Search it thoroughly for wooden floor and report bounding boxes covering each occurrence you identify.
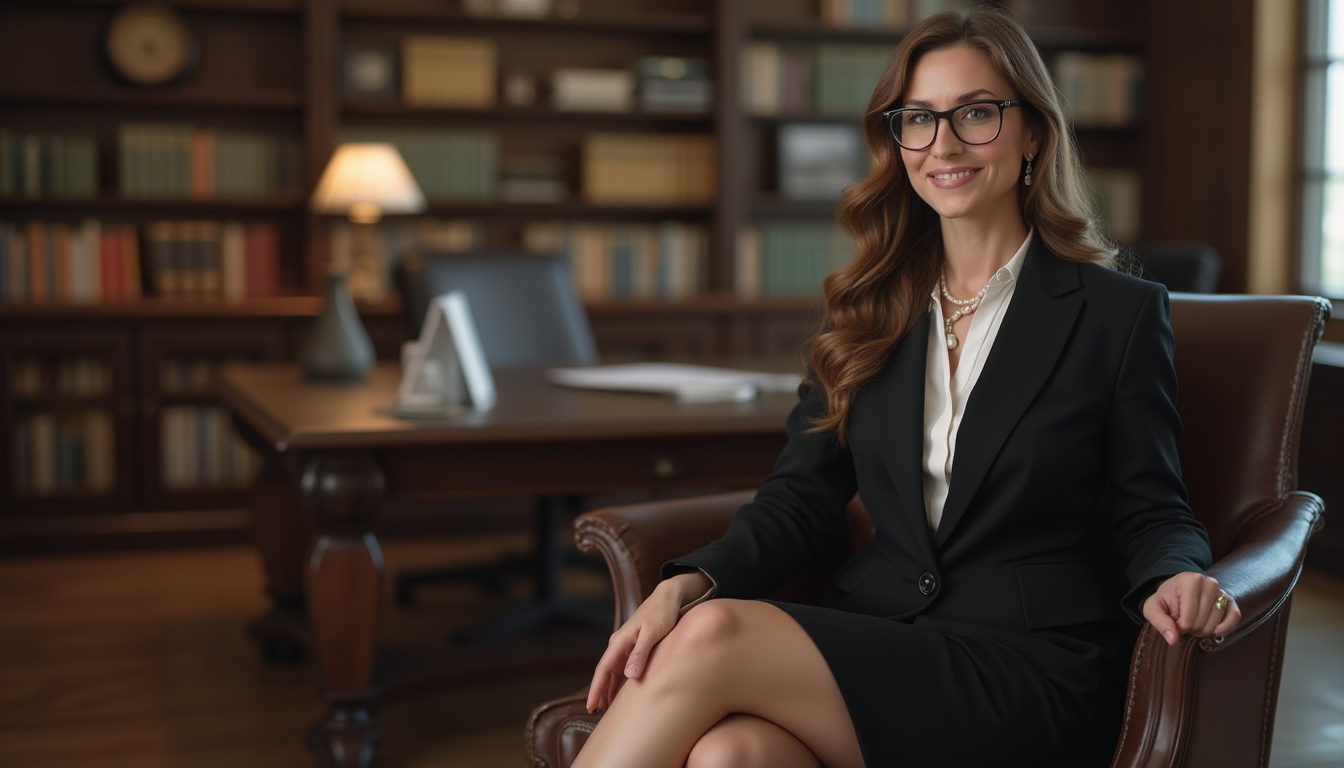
[1,537,1341,768]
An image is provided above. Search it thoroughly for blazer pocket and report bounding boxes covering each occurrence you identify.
[1015,561,1116,629]
[831,554,883,594]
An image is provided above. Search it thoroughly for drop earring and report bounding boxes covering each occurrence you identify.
[1024,153,1034,186]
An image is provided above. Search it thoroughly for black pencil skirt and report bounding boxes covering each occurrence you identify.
[766,600,1129,768]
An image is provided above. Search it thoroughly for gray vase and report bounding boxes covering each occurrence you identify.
[302,273,375,381]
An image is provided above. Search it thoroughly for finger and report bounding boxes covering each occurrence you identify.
[1211,596,1241,637]
[1142,595,1181,646]
[624,628,656,679]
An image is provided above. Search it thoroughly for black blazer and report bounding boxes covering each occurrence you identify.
[673,237,1212,645]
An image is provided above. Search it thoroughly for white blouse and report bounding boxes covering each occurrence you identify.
[922,231,1033,533]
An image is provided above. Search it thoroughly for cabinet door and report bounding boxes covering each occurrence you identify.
[0,325,134,515]
[135,322,285,511]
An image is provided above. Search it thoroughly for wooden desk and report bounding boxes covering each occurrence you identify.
[219,363,797,767]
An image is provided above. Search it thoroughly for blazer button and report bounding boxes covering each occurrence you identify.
[918,571,938,596]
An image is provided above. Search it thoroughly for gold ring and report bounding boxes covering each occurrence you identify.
[1214,594,1230,611]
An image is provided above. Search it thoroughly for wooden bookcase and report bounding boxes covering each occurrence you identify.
[1,0,1252,551]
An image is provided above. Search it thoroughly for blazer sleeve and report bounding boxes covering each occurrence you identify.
[1108,283,1213,622]
[663,373,858,598]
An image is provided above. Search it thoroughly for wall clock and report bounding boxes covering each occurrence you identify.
[104,3,197,87]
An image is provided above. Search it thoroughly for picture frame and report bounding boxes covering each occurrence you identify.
[776,122,867,201]
[341,44,398,100]
[395,291,496,415]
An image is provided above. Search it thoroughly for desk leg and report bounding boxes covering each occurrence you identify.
[301,452,386,768]
[247,448,313,663]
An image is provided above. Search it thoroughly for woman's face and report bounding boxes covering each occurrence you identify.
[897,43,1038,228]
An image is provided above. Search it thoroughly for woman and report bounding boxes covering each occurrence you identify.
[572,7,1242,767]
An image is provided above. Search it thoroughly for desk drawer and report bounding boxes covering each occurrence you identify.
[383,432,787,499]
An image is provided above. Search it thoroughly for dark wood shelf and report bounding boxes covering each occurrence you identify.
[341,4,711,34]
[0,195,306,214]
[35,0,301,12]
[0,297,401,319]
[0,87,304,112]
[12,395,113,407]
[343,101,714,124]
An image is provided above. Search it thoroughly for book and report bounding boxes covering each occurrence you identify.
[401,35,497,107]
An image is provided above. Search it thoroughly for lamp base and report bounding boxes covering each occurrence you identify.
[301,273,375,381]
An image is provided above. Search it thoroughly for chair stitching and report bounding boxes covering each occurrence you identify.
[1114,631,1147,761]
[1258,612,1284,768]
[1274,302,1326,501]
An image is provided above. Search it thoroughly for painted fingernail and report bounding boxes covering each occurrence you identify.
[625,663,639,677]
[1164,630,1176,644]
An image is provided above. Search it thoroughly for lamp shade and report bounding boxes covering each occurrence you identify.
[310,143,426,223]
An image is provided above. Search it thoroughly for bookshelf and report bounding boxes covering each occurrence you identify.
[0,0,1244,550]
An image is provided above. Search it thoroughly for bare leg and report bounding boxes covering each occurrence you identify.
[687,714,822,768]
[571,599,864,768]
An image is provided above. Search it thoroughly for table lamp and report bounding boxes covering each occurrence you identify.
[304,142,426,381]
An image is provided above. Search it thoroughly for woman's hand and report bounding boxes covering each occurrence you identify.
[1142,571,1242,646]
[584,571,713,713]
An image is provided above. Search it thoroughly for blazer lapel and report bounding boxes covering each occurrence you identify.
[875,309,935,549]
[933,240,1084,549]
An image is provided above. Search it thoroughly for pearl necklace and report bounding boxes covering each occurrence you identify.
[939,273,991,350]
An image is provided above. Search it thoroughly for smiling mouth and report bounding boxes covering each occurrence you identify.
[932,170,978,181]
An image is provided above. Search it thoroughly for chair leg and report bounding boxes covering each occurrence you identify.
[455,494,612,645]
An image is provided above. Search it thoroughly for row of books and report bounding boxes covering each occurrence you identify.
[1,220,141,303]
[582,133,716,206]
[143,220,281,300]
[159,356,222,396]
[0,129,98,199]
[1052,52,1145,127]
[743,42,892,118]
[522,220,709,301]
[0,219,282,303]
[159,404,257,490]
[735,222,856,297]
[339,127,498,202]
[550,58,713,114]
[819,0,912,27]
[10,356,112,399]
[12,409,115,494]
[118,124,302,200]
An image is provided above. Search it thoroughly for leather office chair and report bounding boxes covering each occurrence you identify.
[1127,241,1222,293]
[526,294,1331,768]
[394,250,609,643]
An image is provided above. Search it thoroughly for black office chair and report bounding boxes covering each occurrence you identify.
[394,250,609,643]
[1127,240,1222,293]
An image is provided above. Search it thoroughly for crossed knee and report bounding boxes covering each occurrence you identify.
[686,714,821,768]
[640,600,747,691]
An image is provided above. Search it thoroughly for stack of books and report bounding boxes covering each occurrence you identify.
[499,155,568,202]
[819,0,911,27]
[401,35,497,107]
[522,219,709,301]
[582,133,715,206]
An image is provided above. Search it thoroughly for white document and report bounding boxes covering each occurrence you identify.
[396,291,496,413]
[547,362,801,404]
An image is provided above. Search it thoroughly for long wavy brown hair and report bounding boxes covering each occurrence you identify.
[809,4,1116,441]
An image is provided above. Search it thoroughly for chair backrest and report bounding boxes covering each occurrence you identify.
[1165,294,1327,556]
[396,250,598,369]
[1128,241,1222,293]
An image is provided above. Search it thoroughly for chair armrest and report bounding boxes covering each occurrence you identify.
[524,688,597,768]
[575,490,751,624]
[1199,491,1324,651]
[1108,491,1324,768]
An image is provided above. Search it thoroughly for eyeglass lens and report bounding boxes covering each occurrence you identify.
[891,102,1005,150]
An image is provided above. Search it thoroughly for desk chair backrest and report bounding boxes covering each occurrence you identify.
[1129,241,1222,293]
[396,251,598,369]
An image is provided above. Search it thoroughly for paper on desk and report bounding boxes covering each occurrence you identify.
[546,363,803,403]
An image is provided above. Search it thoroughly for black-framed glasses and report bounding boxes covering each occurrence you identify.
[881,99,1025,151]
